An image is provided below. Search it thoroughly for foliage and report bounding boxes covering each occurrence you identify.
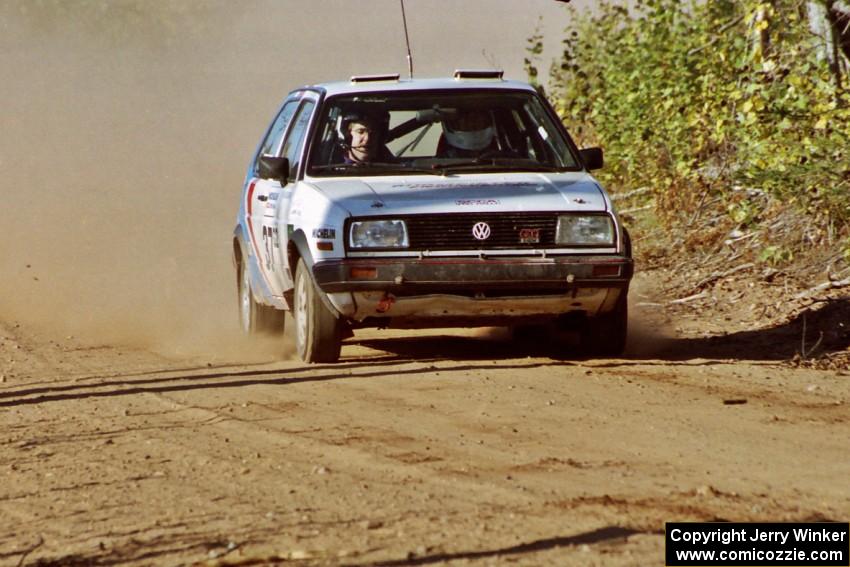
[535,0,850,243]
[524,18,545,89]
[759,244,795,265]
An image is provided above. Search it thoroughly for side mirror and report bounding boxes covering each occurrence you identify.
[579,147,603,170]
[258,155,290,184]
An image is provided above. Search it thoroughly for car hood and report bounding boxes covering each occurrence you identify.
[307,172,608,217]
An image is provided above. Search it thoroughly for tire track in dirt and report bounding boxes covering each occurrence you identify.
[2,309,849,565]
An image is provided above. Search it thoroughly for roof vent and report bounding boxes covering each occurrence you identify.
[453,69,504,80]
[350,73,401,83]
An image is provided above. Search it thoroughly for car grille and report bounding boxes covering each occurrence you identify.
[403,212,558,250]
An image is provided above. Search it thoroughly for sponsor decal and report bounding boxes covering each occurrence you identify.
[455,199,501,206]
[262,225,279,272]
[245,178,274,286]
[312,227,336,239]
[518,228,541,244]
[246,180,257,215]
[393,181,538,190]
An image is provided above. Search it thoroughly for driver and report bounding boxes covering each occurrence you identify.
[440,109,497,158]
[339,110,394,164]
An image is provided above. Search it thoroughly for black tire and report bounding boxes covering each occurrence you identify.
[623,227,632,258]
[238,260,286,335]
[580,291,628,356]
[293,258,342,363]
[511,324,549,344]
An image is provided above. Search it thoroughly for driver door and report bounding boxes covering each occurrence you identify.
[248,98,299,302]
[266,96,317,294]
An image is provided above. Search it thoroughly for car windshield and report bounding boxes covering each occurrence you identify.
[306,90,581,177]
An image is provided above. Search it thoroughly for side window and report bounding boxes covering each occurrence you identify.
[258,100,299,160]
[281,100,316,179]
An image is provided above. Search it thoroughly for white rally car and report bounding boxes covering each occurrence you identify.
[233,71,633,363]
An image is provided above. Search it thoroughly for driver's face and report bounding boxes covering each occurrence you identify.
[348,121,376,162]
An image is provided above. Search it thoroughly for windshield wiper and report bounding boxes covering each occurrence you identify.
[436,158,565,174]
[311,159,564,176]
[310,162,445,176]
[310,162,395,172]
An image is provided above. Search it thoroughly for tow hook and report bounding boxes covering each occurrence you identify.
[376,293,396,313]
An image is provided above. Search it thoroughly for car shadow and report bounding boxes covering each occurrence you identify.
[360,526,644,566]
[648,297,850,362]
[350,298,850,364]
[2,300,844,409]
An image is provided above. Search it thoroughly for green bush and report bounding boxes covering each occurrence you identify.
[533,0,850,236]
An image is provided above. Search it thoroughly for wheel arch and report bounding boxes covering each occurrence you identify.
[622,226,633,259]
[232,227,249,292]
[287,229,340,318]
[287,229,312,275]
[285,229,313,310]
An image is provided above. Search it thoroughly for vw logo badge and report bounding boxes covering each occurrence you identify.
[471,222,491,240]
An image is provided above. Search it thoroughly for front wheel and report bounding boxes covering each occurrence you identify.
[239,260,285,335]
[293,258,342,363]
[580,291,628,357]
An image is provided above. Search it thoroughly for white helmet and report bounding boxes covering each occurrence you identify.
[443,110,495,151]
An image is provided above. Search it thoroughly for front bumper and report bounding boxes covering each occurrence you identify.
[312,255,634,295]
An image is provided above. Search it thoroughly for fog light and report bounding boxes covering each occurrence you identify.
[592,264,620,277]
[350,267,378,279]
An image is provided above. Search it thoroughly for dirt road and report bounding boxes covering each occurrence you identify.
[1,273,848,566]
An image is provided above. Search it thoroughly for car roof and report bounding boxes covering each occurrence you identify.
[300,76,537,97]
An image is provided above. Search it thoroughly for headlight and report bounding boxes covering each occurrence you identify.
[349,220,409,248]
[556,215,615,246]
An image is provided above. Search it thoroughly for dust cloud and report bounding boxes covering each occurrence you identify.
[625,277,678,359]
[0,0,591,359]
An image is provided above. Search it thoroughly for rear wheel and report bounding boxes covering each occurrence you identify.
[294,258,342,363]
[239,260,285,335]
[580,291,628,356]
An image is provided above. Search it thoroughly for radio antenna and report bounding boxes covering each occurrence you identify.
[400,0,414,79]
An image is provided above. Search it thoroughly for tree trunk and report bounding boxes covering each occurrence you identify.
[826,1,850,61]
[810,1,847,89]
